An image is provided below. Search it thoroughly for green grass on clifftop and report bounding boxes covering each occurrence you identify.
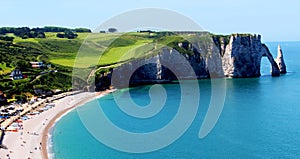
[0,30,219,99]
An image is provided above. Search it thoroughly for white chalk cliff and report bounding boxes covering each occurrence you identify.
[275,45,287,74]
[95,33,287,89]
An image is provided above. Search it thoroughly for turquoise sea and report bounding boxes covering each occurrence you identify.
[51,42,300,158]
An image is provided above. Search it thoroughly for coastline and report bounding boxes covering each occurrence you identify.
[0,89,116,159]
[41,89,116,159]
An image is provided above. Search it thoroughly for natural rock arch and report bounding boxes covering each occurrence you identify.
[261,44,280,76]
[222,34,281,77]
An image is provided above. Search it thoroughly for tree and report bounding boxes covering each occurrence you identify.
[108,28,118,33]
[43,26,70,32]
[14,27,31,37]
[56,33,65,38]
[36,32,46,38]
[73,28,91,33]
[0,36,14,41]
[56,31,78,39]
[12,60,30,71]
[64,31,78,39]
[21,34,29,39]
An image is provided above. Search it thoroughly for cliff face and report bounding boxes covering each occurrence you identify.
[222,34,280,77]
[95,33,286,89]
[112,48,200,88]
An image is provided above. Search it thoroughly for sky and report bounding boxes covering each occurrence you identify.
[0,0,299,41]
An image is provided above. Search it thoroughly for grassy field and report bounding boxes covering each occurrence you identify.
[48,33,117,67]
[48,32,158,67]
[4,32,188,68]
[98,40,154,65]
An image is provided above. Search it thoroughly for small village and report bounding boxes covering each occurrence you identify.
[0,60,76,146]
[8,61,56,81]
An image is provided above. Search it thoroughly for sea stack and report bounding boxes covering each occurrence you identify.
[275,45,287,74]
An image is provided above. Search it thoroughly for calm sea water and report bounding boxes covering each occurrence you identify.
[51,42,300,158]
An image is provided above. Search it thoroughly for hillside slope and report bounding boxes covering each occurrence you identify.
[0,29,285,101]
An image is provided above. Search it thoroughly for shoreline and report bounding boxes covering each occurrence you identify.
[0,89,116,159]
[42,89,116,159]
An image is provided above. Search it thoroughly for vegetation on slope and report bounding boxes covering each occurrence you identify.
[0,27,233,103]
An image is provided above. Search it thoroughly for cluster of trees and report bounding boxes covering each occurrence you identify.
[0,26,91,39]
[0,27,45,39]
[0,26,91,34]
[15,27,46,39]
[73,28,92,33]
[0,36,14,42]
[0,27,16,34]
[138,30,155,33]
[99,28,118,33]
[40,26,91,33]
[56,31,78,39]
[108,28,118,33]
[0,27,46,39]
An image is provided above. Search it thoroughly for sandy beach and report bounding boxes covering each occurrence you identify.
[0,89,115,159]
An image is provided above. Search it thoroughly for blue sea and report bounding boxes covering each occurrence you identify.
[51,42,300,158]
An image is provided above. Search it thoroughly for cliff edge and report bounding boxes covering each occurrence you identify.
[94,33,286,89]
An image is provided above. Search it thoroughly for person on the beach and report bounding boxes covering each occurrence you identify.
[0,89,7,106]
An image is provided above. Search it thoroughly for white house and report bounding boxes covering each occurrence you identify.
[9,69,23,80]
